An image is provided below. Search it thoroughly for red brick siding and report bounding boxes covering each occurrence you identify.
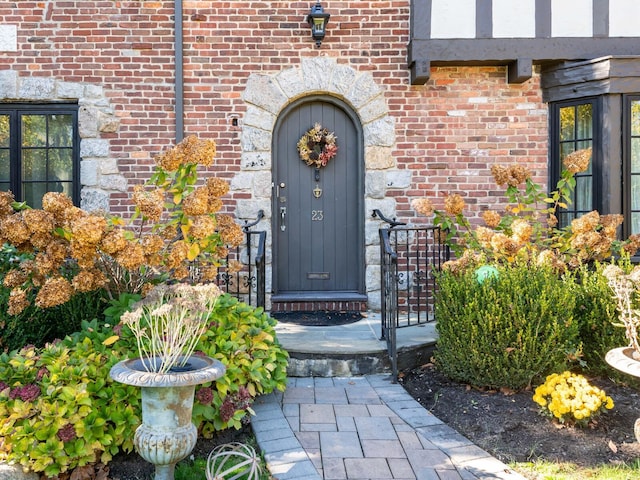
[0,1,548,221]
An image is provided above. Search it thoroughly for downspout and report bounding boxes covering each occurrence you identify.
[175,0,184,142]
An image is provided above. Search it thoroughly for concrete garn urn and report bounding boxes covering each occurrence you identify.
[603,264,640,441]
[110,355,225,480]
[109,283,226,480]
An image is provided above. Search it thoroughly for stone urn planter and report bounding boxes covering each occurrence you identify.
[110,355,226,480]
[605,347,640,441]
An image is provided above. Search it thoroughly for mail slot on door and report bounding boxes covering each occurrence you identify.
[307,272,330,280]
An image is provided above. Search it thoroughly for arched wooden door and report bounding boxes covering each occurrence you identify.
[272,97,365,301]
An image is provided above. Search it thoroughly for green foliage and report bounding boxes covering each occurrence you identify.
[0,243,108,351]
[573,262,627,377]
[0,320,140,477]
[0,284,108,353]
[434,263,581,390]
[0,295,288,476]
[193,295,289,437]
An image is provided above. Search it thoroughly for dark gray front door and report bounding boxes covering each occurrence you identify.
[273,98,363,298]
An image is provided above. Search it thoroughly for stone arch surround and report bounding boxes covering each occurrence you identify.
[237,57,405,310]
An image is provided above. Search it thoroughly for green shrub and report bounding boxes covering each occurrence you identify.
[434,263,581,390]
[0,286,108,352]
[0,295,288,476]
[192,295,289,437]
[0,243,108,352]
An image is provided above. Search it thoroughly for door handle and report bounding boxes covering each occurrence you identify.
[280,207,286,231]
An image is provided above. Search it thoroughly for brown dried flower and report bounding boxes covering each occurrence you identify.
[218,214,244,247]
[511,219,533,243]
[571,211,600,234]
[22,209,55,235]
[475,226,494,249]
[35,277,73,309]
[180,135,217,167]
[72,269,107,293]
[100,229,128,255]
[444,194,465,216]
[115,242,146,271]
[167,241,189,269]
[482,210,501,228]
[227,260,244,274]
[42,192,74,220]
[182,187,209,216]
[207,177,230,198]
[141,234,165,255]
[411,198,434,216]
[132,185,164,222]
[190,215,217,240]
[8,288,29,316]
[71,215,107,247]
[563,148,591,174]
[0,191,15,217]
[491,164,531,187]
[1,214,30,246]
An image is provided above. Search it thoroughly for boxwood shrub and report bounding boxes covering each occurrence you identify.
[434,263,582,390]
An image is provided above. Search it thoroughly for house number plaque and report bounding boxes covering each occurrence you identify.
[311,210,323,221]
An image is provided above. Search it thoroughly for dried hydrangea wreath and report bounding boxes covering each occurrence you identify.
[297,123,338,168]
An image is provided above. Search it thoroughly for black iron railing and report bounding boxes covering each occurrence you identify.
[374,209,449,381]
[215,210,266,309]
[183,211,267,308]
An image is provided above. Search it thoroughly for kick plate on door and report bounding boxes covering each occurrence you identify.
[307,272,330,280]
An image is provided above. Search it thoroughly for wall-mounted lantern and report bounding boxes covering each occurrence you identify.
[307,2,330,48]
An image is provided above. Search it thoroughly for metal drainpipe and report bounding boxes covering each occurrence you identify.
[175,0,184,142]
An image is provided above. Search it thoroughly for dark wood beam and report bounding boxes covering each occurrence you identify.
[508,58,533,83]
[410,59,431,85]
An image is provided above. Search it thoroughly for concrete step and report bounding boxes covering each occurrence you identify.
[273,314,438,377]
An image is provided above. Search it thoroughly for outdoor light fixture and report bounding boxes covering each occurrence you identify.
[307,2,330,48]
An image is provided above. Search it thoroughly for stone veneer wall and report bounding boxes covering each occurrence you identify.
[238,57,400,310]
[0,71,121,213]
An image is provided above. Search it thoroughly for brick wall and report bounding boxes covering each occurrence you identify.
[0,1,548,221]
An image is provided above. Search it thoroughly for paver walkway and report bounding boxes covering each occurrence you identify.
[251,375,526,480]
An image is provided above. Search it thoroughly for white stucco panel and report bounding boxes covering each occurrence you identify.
[492,0,535,38]
[431,0,475,39]
[609,0,640,37]
[551,0,592,37]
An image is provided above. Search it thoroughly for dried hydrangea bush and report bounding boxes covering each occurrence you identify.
[412,148,640,271]
[0,135,244,315]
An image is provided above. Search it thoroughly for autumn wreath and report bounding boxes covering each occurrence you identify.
[297,123,338,168]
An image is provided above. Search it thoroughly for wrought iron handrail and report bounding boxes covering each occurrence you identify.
[372,208,406,228]
[255,230,266,308]
[377,217,449,382]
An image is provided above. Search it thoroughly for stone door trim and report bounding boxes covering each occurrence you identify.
[238,57,398,310]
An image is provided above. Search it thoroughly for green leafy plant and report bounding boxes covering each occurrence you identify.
[192,295,289,436]
[532,371,614,427]
[434,263,581,390]
[0,295,288,476]
[0,320,140,477]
